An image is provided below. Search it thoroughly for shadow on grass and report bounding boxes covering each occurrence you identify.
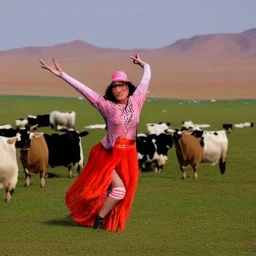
[47,172,61,178]
[42,216,89,228]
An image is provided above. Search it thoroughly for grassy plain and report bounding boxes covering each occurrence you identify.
[0,95,255,256]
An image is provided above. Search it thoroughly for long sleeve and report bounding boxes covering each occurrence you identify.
[61,72,102,109]
[132,63,151,110]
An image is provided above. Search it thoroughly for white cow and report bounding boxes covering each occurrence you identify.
[50,111,76,131]
[0,134,20,202]
[0,124,12,129]
[146,122,171,135]
[182,121,210,130]
[84,124,106,129]
[15,119,29,129]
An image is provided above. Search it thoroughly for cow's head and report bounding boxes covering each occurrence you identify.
[15,129,30,149]
[15,125,38,150]
[172,130,182,142]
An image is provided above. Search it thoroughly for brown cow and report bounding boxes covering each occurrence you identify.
[173,131,203,180]
[20,132,49,187]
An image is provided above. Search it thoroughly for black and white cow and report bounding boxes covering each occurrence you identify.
[43,130,89,178]
[16,114,50,129]
[222,124,233,133]
[136,132,173,172]
[181,121,210,130]
[27,114,50,127]
[223,122,254,132]
[146,122,171,135]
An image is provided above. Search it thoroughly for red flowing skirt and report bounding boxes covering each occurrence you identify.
[65,138,139,232]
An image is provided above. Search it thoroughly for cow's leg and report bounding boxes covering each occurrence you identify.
[40,170,46,188]
[68,164,73,178]
[180,165,187,179]
[153,160,160,172]
[155,163,164,173]
[5,187,14,202]
[138,155,147,171]
[24,168,31,187]
[219,157,226,174]
[76,162,84,175]
[193,168,198,180]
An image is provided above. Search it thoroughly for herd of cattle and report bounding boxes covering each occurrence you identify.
[0,111,254,202]
[0,111,89,202]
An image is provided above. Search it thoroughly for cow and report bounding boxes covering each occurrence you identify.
[27,114,50,127]
[146,122,171,135]
[222,124,233,133]
[20,132,49,188]
[243,122,254,127]
[0,124,12,129]
[191,129,228,175]
[181,120,210,130]
[223,122,253,131]
[16,114,50,129]
[43,130,89,178]
[49,111,76,131]
[15,118,28,129]
[136,132,173,172]
[0,134,21,202]
[173,131,203,180]
[0,126,49,187]
[173,128,228,180]
[84,124,106,129]
[234,122,254,128]
[0,128,31,149]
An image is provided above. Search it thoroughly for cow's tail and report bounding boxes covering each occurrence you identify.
[219,158,226,174]
[76,136,85,174]
[219,143,228,174]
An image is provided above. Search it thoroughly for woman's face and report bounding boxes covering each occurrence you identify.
[112,83,129,104]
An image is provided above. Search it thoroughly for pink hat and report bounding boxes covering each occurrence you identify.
[111,71,129,82]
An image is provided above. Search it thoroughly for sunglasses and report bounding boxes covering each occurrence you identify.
[111,84,127,91]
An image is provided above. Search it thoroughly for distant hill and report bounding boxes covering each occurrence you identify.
[165,28,256,59]
[1,28,256,60]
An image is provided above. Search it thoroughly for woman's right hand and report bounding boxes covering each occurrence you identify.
[130,53,145,68]
[39,57,62,77]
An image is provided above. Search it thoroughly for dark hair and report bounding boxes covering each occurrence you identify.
[103,81,136,103]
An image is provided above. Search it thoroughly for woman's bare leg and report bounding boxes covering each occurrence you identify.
[98,170,126,218]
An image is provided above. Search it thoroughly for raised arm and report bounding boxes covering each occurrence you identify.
[39,58,103,109]
[61,72,101,107]
[130,54,151,110]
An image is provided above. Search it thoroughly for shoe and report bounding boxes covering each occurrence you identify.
[93,215,104,229]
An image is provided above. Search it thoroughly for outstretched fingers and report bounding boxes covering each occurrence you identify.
[39,58,47,68]
[130,53,144,67]
[39,59,53,72]
[52,58,61,71]
[135,53,141,60]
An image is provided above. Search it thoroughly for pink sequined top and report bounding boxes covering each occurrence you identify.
[61,63,151,149]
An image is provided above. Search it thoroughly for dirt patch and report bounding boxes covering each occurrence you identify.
[1,58,256,99]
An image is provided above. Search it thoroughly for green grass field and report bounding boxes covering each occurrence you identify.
[0,95,255,256]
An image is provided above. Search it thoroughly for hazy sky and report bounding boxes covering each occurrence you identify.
[0,0,255,51]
